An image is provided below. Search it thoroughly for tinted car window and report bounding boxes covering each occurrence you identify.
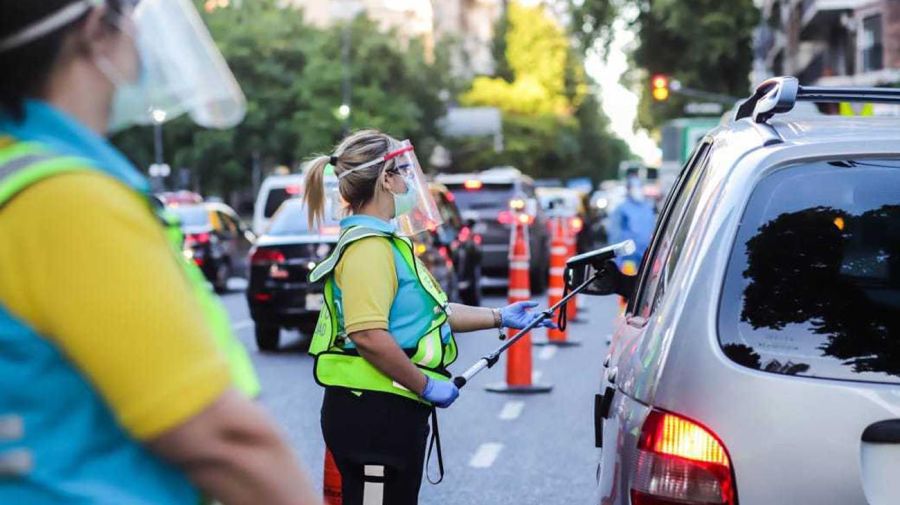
[173,206,210,228]
[267,200,339,236]
[720,160,900,384]
[264,188,296,218]
[632,145,710,318]
[444,183,514,211]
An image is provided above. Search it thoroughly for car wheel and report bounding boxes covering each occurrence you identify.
[255,323,280,352]
[461,265,483,306]
[213,261,231,294]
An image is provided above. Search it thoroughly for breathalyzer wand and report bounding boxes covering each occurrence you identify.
[452,240,636,389]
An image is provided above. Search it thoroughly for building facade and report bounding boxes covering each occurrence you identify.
[754,0,900,86]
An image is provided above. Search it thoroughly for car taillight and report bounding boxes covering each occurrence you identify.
[458,226,471,243]
[518,213,534,225]
[285,184,301,195]
[464,179,483,190]
[570,216,584,232]
[498,211,514,225]
[631,410,735,505]
[185,232,210,247]
[251,248,285,266]
[473,234,482,245]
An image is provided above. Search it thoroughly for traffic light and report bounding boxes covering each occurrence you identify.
[651,74,670,101]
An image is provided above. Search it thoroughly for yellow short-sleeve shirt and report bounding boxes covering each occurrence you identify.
[334,237,398,334]
[0,171,230,440]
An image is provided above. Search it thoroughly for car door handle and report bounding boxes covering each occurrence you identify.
[863,420,900,444]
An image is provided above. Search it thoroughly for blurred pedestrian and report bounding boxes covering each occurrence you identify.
[304,130,555,505]
[0,1,318,503]
[608,172,656,274]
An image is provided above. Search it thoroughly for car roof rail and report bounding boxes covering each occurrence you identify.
[734,76,900,123]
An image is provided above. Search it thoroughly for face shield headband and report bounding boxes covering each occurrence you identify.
[335,144,415,180]
[0,0,107,53]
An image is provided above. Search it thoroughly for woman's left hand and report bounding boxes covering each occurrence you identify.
[499,301,557,330]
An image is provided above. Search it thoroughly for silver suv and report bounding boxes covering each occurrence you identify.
[594,77,900,505]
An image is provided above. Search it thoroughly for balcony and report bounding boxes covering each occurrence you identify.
[801,0,868,34]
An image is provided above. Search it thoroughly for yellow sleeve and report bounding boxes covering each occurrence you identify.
[0,172,230,440]
[334,237,398,334]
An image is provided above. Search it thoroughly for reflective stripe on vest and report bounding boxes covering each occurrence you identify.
[0,141,261,398]
[308,226,458,403]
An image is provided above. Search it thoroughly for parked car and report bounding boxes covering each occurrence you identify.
[436,167,551,293]
[171,202,255,293]
[594,78,900,505]
[247,199,340,351]
[252,173,304,235]
[429,183,483,306]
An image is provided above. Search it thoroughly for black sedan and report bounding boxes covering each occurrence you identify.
[246,199,339,351]
[172,202,255,293]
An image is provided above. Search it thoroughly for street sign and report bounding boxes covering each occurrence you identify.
[684,102,724,115]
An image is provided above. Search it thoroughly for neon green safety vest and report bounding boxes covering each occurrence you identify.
[0,139,260,398]
[308,226,458,403]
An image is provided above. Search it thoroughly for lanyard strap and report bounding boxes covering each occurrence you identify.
[425,408,444,485]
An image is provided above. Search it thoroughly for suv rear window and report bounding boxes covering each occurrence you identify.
[264,188,297,218]
[444,183,514,211]
[267,200,339,236]
[719,160,900,384]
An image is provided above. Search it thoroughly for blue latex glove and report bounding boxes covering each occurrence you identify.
[421,377,459,408]
[500,301,557,329]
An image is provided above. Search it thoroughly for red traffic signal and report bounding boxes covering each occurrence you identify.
[651,74,670,101]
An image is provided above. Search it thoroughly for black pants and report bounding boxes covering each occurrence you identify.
[321,387,432,505]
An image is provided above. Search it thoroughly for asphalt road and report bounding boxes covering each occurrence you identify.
[219,287,620,505]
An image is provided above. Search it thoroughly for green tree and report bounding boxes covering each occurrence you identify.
[630,0,759,130]
[112,0,455,198]
[456,1,629,183]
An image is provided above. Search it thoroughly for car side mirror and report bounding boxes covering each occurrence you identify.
[564,241,636,297]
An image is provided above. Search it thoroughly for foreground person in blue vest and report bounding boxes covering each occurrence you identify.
[303,130,556,505]
[0,1,318,503]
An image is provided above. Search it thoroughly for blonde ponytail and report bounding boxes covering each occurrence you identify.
[303,155,330,228]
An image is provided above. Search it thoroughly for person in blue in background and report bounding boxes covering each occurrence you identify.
[608,171,656,274]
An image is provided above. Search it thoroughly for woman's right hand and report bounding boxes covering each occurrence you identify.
[421,377,459,408]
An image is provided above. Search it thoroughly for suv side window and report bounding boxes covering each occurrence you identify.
[629,142,712,319]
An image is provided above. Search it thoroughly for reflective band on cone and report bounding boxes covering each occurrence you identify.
[324,448,342,505]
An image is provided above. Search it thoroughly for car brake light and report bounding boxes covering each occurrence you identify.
[285,185,301,195]
[185,232,210,246]
[631,410,735,505]
[458,226,471,243]
[464,180,483,190]
[517,213,533,225]
[445,192,455,202]
[498,211,514,225]
[570,216,584,232]
[254,293,272,302]
[473,234,482,245]
[251,248,285,266]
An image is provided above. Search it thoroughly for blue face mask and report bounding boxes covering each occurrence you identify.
[392,173,418,218]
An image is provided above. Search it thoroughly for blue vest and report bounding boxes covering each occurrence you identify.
[0,102,199,503]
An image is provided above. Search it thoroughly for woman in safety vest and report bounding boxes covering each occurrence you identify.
[0,1,318,503]
[304,130,555,505]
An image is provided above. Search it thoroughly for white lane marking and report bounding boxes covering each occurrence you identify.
[538,346,557,361]
[498,401,525,421]
[532,370,543,383]
[233,320,253,331]
[469,443,503,468]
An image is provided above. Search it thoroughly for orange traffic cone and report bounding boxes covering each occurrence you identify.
[537,216,580,347]
[486,216,552,394]
[323,448,342,505]
[565,218,579,323]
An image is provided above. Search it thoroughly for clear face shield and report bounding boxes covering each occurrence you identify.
[111,0,246,131]
[336,140,442,237]
[0,0,246,132]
